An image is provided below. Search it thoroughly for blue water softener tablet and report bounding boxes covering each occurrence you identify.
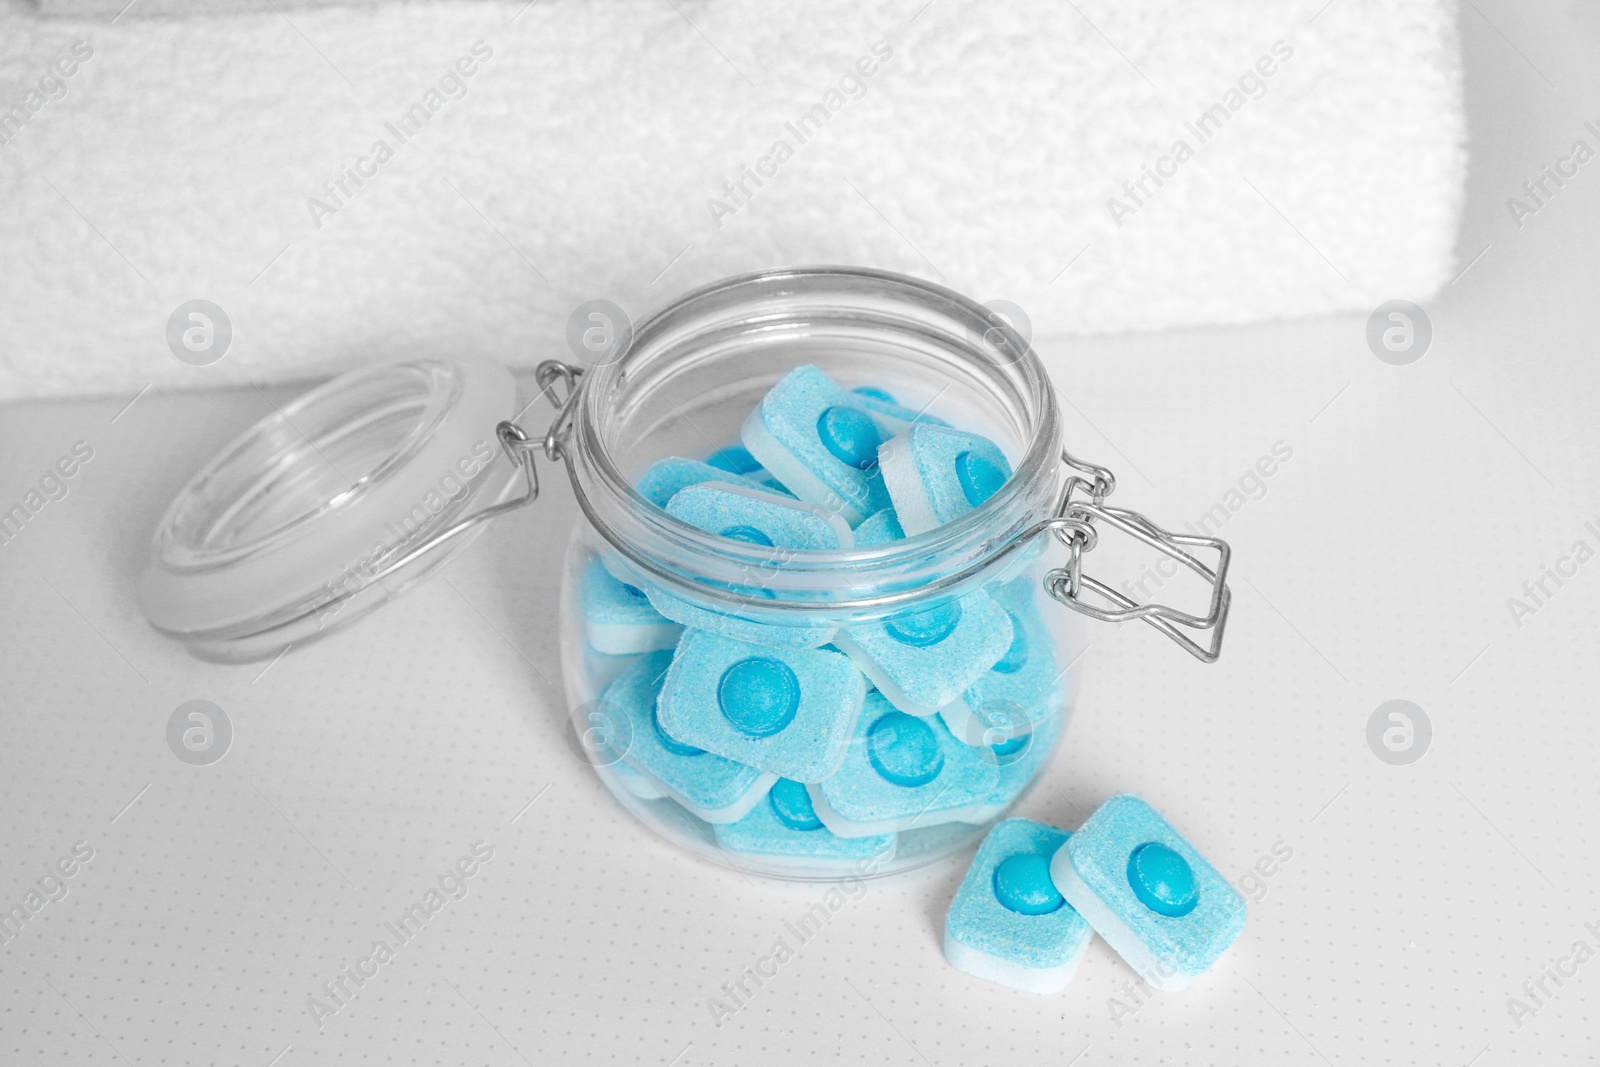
[1050,794,1247,991]
[636,457,765,508]
[714,777,896,867]
[878,422,1013,535]
[809,692,999,836]
[834,590,1013,716]
[741,365,894,525]
[581,555,684,655]
[646,482,850,649]
[605,650,776,824]
[944,818,1092,994]
[847,385,949,435]
[656,631,867,782]
[940,581,1064,744]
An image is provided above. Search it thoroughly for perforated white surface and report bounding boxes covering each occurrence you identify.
[5,4,1600,1065]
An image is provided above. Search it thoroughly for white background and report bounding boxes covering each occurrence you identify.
[3,2,1599,1065]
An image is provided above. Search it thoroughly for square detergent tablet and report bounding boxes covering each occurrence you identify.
[834,590,1013,716]
[878,422,1013,535]
[940,584,1064,744]
[944,818,1092,994]
[809,692,999,836]
[581,555,684,655]
[645,483,848,649]
[656,631,866,782]
[636,457,766,508]
[605,650,776,824]
[714,777,895,867]
[741,365,893,525]
[1051,794,1247,991]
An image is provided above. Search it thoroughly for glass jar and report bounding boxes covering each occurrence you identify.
[139,266,1231,882]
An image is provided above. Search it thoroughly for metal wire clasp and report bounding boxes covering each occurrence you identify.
[300,361,583,627]
[532,359,584,462]
[488,359,585,505]
[375,359,582,571]
[1041,449,1233,663]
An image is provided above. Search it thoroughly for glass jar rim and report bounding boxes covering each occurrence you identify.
[565,266,1064,615]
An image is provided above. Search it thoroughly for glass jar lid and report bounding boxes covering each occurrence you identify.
[138,357,523,661]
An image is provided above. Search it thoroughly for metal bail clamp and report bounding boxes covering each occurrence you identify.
[1041,449,1233,663]
[483,358,586,508]
[358,359,585,591]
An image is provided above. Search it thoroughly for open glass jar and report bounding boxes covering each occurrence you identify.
[139,267,1231,882]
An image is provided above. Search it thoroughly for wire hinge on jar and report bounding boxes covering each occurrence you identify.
[334,360,584,598]
[490,357,585,494]
[1039,449,1233,663]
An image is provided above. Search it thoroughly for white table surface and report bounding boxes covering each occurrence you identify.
[4,4,1600,1066]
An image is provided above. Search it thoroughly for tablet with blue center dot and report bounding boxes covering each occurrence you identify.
[714,778,896,867]
[603,650,776,824]
[878,422,1013,535]
[741,365,893,525]
[808,692,999,836]
[1050,794,1247,991]
[834,590,1013,715]
[646,483,849,649]
[944,818,1092,994]
[656,631,867,782]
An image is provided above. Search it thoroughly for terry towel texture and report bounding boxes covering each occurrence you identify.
[37,0,386,14]
[0,0,1466,400]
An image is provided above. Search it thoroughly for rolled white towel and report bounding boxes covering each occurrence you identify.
[0,0,1465,399]
[37,0,389,14]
